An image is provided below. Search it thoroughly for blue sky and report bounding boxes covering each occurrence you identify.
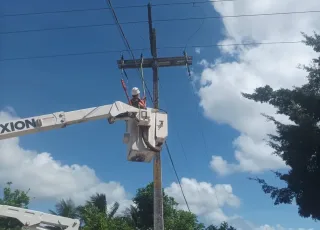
[0,0,319,229]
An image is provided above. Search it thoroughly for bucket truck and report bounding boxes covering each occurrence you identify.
[0,101,168,229]
[0,100,168,162]
[0,204,80,229]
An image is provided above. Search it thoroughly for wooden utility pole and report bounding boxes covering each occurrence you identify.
[117,3,192,230]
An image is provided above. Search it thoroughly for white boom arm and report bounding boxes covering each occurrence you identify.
[0,101,168,162]
[0,101,140,139]
[0,205,80,230]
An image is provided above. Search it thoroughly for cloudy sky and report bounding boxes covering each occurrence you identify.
[0,0,319,229]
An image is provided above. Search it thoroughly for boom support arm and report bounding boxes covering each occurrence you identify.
[0,101,139,140]
[0,101,168,163]
[0,205,80,230]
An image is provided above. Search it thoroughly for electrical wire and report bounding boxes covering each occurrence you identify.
[1,10,320,35]
[153,10,320,22]
[106,0,153,102]
[187,80,211,159]
[0,49,123,61]
[158,79,221,213]
[152,0,235,7]
[183,5,206,51]
[164,40,303,49]
[0,40,304,62]
[159,79,222,209]
[106,0,135,60]
[0,0,235,18]
[165,141,191,212]
[157,82,206,208]
[185,77,222,208]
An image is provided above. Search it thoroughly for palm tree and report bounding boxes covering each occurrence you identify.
[89,193,106,214]
[49,198,79,219]
[205,222,237,230]
[49,194,121,229]
[123,205,140,228]
[88,193,119,219]
[76,193,120,230]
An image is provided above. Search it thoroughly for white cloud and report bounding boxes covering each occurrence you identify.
[164,180,312,229]
[228,217,314,230]
[197,0,320,175]
[255,224,313,230]
[195,47,201,54]
[0,107,310,229]
[0,108,133,212]
[164,177,240,224]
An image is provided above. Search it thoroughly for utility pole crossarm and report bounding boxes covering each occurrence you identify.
[117,56,192,69]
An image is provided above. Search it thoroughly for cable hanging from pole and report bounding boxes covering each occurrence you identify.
[106,0,153,103]
[119,54,132,105]
[140,53,146,98]
[165,141,191,212]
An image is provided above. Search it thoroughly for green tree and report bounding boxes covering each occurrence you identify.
[127,182,205,230]
[79,202,133,230]
[107,216,135,230]
[242,32,320,220]
[206,222,237,230]
[77,193,125,230]
[49,193,122,229]
[0,182,31,230]
[165,209,205,230]
[123,205,139,228]
[0,182,30,208]
[79,203,109,230]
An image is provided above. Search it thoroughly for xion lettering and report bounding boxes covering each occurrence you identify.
[0,119,37,134]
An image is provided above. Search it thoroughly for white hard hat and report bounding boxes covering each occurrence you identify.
[132,87,140,96]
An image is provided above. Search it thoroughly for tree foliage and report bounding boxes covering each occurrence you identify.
[127,182,205,230]
[242,32,320,220]
[0,182,31,230]
[49,198,79,218]
[0,181,237,229]
[77,192,122,230]
[0,182,30,208]
[206,222,237,230]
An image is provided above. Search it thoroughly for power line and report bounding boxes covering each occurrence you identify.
[185,78,222,208]
[0,0,235,18]
[0,50,122,61]
[158,81,222,213]
[153,10,320,22]
[165,141,191,212]
[164,41,303,49]
[157,81,208,208]
[0,22,116,35]
[183,4,207,51]
[1,10,320,35]
[0,41,304,62]
[152,0,235,7]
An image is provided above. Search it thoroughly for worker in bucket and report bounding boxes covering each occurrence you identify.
[130,87,146,109]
